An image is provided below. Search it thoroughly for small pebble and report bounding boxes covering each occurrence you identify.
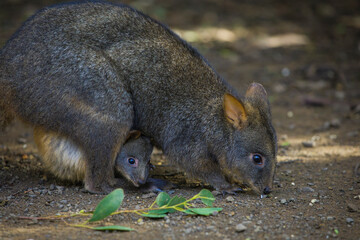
[347,202,359,212]
[301,187,315,193]
[184,228,192,234]
[17,138,27,144]
[280,199,287,204]
[212,190,222,196]
[235,223,247,232]
[302,141,315,148]
[226,196,235,202]
[311,199,319,204]
[347,131,359,138]
[327,216,335,221]
[281,67,291,77]
[329,134,337,140]
[330,119,341,128]
[346,217,354,224]
[141,192,156,199]
[307,183,315,186]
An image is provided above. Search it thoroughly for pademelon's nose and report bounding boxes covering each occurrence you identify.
[263,186,271,194]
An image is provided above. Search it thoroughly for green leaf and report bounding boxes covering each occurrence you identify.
[183,209,197,215]
[140,213,167,218]
[148,209,174,214]
[89,189,124,222]
[92,225,134,231]
[167,196,186,208]
[186,208,222,216]
[280,141,290,147]
[198,189,215,207]
[155,192,171,207]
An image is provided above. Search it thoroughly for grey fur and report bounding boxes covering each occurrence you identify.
[34,127,153,187]
[0,1,277,194]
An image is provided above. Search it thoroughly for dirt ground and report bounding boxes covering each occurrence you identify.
[1,0,359,239]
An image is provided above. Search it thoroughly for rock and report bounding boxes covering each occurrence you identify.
[347,131,359,138]
[329,134,337,140]
[184,228,192,234]
[310,199,319,204]
[346,217,354,224]
[281,67,291,77]
[280,199,287,204]
[330,118,341,128]
[27,219,38,225]
[327,216,335,221]
[141,192,156,199]
[307,183,315,186]
[347,202,359,212]
[322,121,331,130]
[60,200,68,204]
[17,138,27,144]
[302,141,315,148]
[226,196,235,202]
[301,187,315,193]
[235,223,247,232]
[211,190,222,196]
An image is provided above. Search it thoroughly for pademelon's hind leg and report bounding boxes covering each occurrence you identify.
[11,44,134,193]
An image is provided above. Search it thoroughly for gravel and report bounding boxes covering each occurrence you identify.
[346,218,354,224]
[302,141,316,148]
[235,223,247,232]
[300,187,315,193]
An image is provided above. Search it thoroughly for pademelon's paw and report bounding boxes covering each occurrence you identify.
[216,186,244,196]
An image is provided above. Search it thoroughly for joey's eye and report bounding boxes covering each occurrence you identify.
[128,158,136,165]
[252,154,263,166]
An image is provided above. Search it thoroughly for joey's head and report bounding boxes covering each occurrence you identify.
[115,131,154,187]
[221,83,277,195]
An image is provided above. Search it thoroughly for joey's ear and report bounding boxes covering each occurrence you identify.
[245,83,269,105]
[223,93,247,129]
[126,130,141,142]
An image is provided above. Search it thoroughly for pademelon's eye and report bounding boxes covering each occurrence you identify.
[128,158,136,165]
[252,154,263,165]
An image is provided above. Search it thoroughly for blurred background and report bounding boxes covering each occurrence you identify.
[1,0,359,101]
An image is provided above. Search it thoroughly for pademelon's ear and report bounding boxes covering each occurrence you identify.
[126,130,141,142]
[245,83,268,105]
[224,93,247,129]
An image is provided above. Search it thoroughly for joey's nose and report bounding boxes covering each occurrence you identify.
[138,179,146,185]
[263,186,271,194]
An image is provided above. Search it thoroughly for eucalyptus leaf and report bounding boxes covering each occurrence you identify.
[183,209,197,215]
[167,196,186,208]
[186,208,222,216]
[92,225,134,231]
[89,188,124,222]
[155,192,171,207]
[140,213,167,218]
[198,189,215,207]
[148,209,174,214]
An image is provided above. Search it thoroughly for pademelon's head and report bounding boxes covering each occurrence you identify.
[221,83,277,195]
